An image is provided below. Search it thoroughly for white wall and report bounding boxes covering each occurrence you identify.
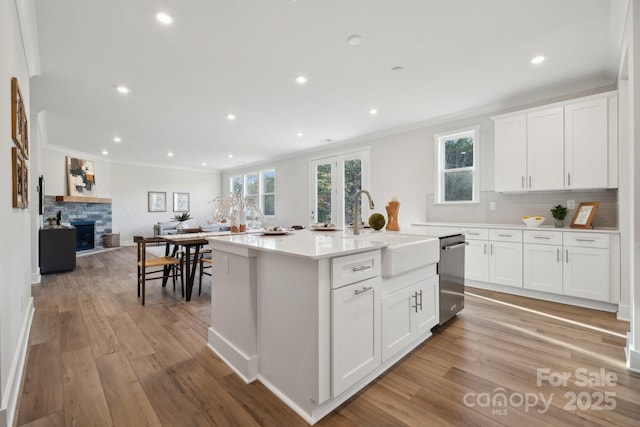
[0,1,34,425]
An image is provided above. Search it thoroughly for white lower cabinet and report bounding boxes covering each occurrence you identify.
[523,230,563,295]
[331,277,381,397]
[489,240,523,288]
[563,246,610,301]
[381,275,438,362]
[465,239,489,282]
[463,228,523,288]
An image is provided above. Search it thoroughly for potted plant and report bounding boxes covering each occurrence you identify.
[46,216,57,226]
[550,204,568,227]
[172,212,192,230]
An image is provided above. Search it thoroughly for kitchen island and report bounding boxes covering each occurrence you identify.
[206,229,440,424]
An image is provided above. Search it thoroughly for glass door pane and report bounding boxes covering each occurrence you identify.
[311,158,336,224]
[343,158,362,226]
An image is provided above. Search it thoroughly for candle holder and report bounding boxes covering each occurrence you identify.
[385,201,400,231]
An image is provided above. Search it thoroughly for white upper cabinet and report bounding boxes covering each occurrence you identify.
[493,92,617,192]
[527,107,565,191]
[564,97,608,189]
[494,114,527,192]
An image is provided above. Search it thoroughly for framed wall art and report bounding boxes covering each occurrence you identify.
[22,157,29,208]
[570,201,599,229]
[11,77,27,157]
[148,191,167,212]
[66,156,96,197]
[12,147,24,208]
[173,192,190,212]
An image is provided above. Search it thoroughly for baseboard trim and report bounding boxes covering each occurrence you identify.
[0,297,34,427]
[617,303,630,321]
[207,327,258,383]
[626,337,640,373]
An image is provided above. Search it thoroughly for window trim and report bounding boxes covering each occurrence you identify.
[228,168,277,219]
[434,126,480,204]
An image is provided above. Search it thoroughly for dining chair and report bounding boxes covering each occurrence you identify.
[134,236,182,305]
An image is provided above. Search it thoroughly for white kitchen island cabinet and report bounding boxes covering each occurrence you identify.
[207,230,440,424]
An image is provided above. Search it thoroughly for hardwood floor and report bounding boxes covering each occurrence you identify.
[16,247,640,426]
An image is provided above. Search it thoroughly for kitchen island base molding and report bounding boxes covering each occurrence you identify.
[207,329,258,382]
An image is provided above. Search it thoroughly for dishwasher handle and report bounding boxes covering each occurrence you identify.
[443,242,469,251]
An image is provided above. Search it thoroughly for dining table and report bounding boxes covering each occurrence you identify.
[161,232,214,301]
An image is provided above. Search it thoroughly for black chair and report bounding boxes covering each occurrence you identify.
[135,236,182,305]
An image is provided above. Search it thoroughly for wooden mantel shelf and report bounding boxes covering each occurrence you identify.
[55,195,112,204]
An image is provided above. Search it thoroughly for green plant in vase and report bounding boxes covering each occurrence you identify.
[172,211,192,229]
[550,205,568,227]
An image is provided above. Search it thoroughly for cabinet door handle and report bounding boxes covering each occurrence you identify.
[354,286,373,295]
[483,243,487,255]
[417,290,423,311]
[575,238,596,243]
[557,248,560,263]
[490,244,494,256]
[352,265,372,272]
[533,236,551,240]
[466,232,480,236]
[412,292,418,313]
[496,234,512,237]
[529,176,532,188]
[521,176,525,189]
[567,173,571,187]
[565,249,569,263]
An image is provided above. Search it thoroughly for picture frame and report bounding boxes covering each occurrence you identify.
[570,201,599,229]
[12,147,24,208]
[22,157,29,209]
[173,192,190,212]
[148,191,167,212]
[66,156,96,197]
[11,77,27,157]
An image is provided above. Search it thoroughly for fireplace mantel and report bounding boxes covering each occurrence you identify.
[55,195,112,204]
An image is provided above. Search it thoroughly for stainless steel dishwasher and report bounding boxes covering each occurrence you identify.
[438,234,468,325]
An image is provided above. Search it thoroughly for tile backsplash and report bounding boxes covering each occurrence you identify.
[425,189,617,228]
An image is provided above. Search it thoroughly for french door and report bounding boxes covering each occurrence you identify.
[310,149,370,228]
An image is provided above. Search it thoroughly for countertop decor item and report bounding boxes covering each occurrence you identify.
[211,193,265,233]
[550,204,568,227]
[386,197,400,231]
[570,201,599,229]
[522,216,545,227]
[172,211,192,230]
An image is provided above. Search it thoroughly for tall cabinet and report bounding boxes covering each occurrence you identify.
[493,91,617,192]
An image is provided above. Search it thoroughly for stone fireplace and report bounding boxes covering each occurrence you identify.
[43,196,112,250]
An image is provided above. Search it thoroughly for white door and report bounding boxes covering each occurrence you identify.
[563,247,610,301]
[381,286,413,362]
[523,244,563,294]
[494,114,527,192]
[331,280,380,396]
[527,107,564,191]
[489,241,523,288]
[310,149,370,229]
[464,240,489,282]
[564,98,608,189]
[413,276,439,336]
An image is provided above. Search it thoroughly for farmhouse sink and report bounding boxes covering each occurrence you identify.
[344,232,440,278]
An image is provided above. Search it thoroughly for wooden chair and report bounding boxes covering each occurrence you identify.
[135,236,182,305]
[199,250,212,292]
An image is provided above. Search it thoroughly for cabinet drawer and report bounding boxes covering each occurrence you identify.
[489,229,522,243]
[524,230,562,245]
[563,232,609,249]
[332,250,381,289]
[460,228,489,240]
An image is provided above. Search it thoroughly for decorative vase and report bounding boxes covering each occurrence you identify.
[385,201,400,231]
[176,221,189,230]
[554,219,564,228]
[239,210,247,232]
[231,210,240,233]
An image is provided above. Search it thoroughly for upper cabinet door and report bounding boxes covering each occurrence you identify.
[564,98,608,190]
[494,114,527,192]
[527,107,564,191]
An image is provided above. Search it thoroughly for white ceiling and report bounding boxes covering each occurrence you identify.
[30,0,627,171]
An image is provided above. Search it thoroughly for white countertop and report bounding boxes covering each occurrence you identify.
[411,222,619,234]
[207,229,439,260]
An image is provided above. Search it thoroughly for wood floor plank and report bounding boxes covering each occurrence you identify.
[15,247,640,427]
[95,351,163,427]
[61,346,113,426]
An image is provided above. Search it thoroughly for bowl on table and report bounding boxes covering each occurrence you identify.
[522,216,545,227]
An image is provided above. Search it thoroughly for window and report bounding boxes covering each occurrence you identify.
[310,149,370,228]
[228,169,277,218]
[435,127,479,203]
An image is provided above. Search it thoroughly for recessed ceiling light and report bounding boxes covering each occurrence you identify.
[296,132,304,137]
[167,152,174,157]
[391,66,405,73]
[226,113,236,121]
[531,55,546,65]
[156,12,173,25]
[369,108,378,115]
[347,35,363,46]
[228,154,233,159]
[101,150,108,155]
[295,75,307,85]
[113,137,122,143]
[116,85,129,94]
[202,162,207,167]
